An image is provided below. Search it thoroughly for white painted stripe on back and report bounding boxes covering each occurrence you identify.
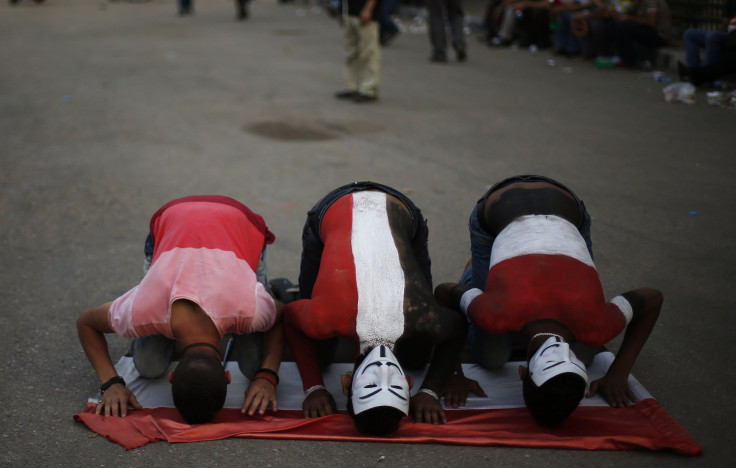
[489,215,595,270]
[351,191,405,351]
[610,295,634,325]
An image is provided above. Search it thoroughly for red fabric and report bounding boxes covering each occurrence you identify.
[74,398,701,455]
[473,254,626,347]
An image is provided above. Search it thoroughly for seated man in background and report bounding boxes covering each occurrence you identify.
[77,195,283,424]
[679,5,736,86]
[284,182,474,435]
[435,175,662,426]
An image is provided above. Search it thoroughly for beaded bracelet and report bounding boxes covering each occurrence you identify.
[304,385,327,397]
[418,388,439,400]
[254,368,279,389]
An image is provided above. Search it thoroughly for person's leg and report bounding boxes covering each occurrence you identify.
[427,0,448,60]
[446,0,467,58]
[703,30,728,67]
[394,336,433,370]
[133,335,177,378]
[683,28,705,67]
[315,337,339,370]
[468,324,512,369]
[235,0,248,19]
[589,18,615,57]
[233,332,263,379]
[497,6,517,43]
[526,7,550,48]
[468,202,494,290]
[612,20,665,66]
[344,16,361,93]
[380,0,399,40]
[357,20,381,97]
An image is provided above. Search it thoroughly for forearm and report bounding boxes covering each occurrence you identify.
[419,313,468,393]
[420,334,467,393]
[609,288,662,378]
[283,305,325,391]
[259,320,284,373]
[76,303,119,383]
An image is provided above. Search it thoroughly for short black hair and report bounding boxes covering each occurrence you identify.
[171,351,227,424]
[522,372,586,427]
[346,350,405,436]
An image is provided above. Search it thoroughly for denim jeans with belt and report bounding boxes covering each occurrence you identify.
[463,175,594,369]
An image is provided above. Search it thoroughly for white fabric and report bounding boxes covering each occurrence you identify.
[95,352,651,410]
[352,191,405,352]
[489,215,595,270]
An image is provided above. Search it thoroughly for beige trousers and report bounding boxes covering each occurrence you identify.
[343,16,381,97]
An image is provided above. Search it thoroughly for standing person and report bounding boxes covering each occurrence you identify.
[283,182,477,435]
[335,0,382,103]
[179,0,193,16]
[427,0,468,62]
[77,196,284,424]
[235,0,250,20]
[435,175,662,426]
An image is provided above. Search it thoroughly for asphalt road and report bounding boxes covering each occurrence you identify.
[1,0,735,466]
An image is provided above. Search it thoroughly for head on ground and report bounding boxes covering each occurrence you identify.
[520,335,588,427]
[346,345,411,436]
[171,348,229,424]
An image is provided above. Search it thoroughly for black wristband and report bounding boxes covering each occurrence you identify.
[255,368,279,385]
[100,376,126,394]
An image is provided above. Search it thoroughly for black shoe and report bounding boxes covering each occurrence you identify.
[430,53,448,63]
[380,30,399,47]
[353,93,377,103]
[335,90,358,100]
[456,49,467,62]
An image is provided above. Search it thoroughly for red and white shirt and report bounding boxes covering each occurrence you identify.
[109,196,277,339]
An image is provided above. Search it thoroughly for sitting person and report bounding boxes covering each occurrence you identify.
[679,5,736,86]
[552,0,602,56]
[77,196,284,424]
[283,182,474,435]
[435,175,662,426]
[582,0,671,67]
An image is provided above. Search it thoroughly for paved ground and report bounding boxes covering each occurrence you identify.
[1,0,735,466]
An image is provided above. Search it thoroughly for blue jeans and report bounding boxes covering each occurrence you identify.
[465,175,593,369]
[554,13,581,55]
[612,20,667,65]
[135,241,268,379]
[684,28,729,68]
[380,0,399,37]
